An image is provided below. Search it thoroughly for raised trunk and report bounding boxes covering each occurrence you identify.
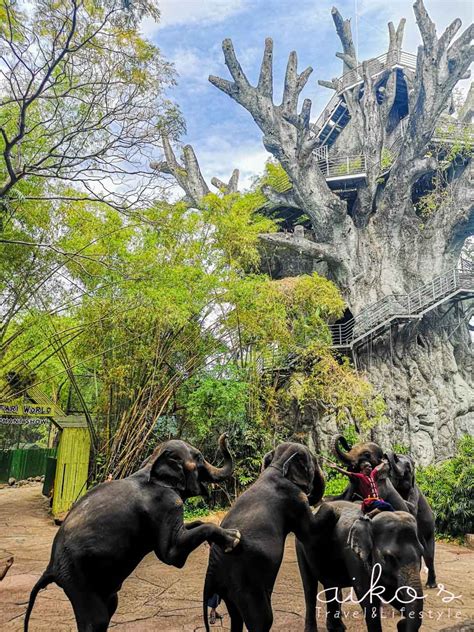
[201,433,234,482]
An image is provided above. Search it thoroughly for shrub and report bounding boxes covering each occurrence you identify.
[417,435,474,537]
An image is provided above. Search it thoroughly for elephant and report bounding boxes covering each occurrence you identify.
[296,501,424,632]
[333,435,384,470]
[24,434,241,632]
[331,437,437,588]
[202,442,335,632]
[330,436,409,512]
[385,451,436,588]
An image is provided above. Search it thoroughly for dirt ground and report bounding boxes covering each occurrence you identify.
[0,485,473,632]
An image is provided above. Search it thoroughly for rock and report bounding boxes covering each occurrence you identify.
[28,477,34,482]
[8,478,16,486]
[35,476,42,482]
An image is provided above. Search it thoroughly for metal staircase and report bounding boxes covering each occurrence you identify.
[315,51,417,150]
[329,259,474,349]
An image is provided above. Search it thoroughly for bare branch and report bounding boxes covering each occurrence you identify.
[260,232,344,266]
[211,169,240,194]
[209,37,348,239]
[331,6,357,72]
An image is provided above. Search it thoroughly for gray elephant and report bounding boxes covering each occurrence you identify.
[202,442,334,632]
[25,434,240,632]
[385,451,436,587]
[331,436,436,588]
[330,436,409,511]
[296,501,424,632]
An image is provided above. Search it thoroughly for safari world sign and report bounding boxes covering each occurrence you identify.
[0,403,52,425]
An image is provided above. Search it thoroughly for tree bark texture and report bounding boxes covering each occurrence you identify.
[157,1,473,460]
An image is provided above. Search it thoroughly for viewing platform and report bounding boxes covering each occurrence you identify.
[313,119,473,187]
[315,50,417,148]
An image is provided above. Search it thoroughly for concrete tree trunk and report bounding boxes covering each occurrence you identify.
[154,1,473,461]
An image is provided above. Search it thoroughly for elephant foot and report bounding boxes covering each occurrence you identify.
[426,579,437,588]
[223,529,241,553]
[327,623,346,632]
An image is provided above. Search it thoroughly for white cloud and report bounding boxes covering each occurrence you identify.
[169,44,223,92]
[141,0,247,36]
[196,135,270,190]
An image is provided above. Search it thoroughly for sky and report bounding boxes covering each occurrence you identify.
[143,0,473,189]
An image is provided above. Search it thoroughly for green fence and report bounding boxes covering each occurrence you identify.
[0,448,57,482]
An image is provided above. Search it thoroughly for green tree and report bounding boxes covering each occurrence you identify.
[0,0,181,219]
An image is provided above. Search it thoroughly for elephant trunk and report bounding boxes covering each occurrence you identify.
[385,450,403,478]
[332,434,353,466]
[201,433,233,482]
[398,567,424,631]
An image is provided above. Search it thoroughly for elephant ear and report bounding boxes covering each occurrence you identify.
[262,449,275,471]
[149,449,186,491]
[282,451,312,490]
[347,518,373,568]
[308,454,325,505]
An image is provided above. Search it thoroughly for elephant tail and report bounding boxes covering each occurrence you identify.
[24,570,55,631]
[203,569,218,632]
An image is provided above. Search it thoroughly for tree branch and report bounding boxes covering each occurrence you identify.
[209,37,348,240]
[331,7,357,72]
[150,136,240,205]
[259,231,344,266]
[394,0,473,179]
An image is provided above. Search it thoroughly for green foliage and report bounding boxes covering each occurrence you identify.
[417,435,474,537]
[287,344,387,430]
[0,0,181,217]
[183,370,249,439]
[416,185,449,220]
[335,156,363,176]
[392,442,410,455]
[380,148,393,171]
[435,121,473,163]
[261,161,292,193]
[324,470,348,496]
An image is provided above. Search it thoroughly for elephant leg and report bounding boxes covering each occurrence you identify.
[325,587,346,632]
[358,595,382,632]
[240,591,273,632]
[66,588,111,632]
[422,534,436,588]
[106,593,118,620]
[296,550,318,632]
[162,524,241,568]
[223,597,244,632]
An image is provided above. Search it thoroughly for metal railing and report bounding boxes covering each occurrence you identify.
[329,261,474,347]
[335,50,417,94]
[317,154,366,178]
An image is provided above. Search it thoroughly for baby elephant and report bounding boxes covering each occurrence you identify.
[25,434,240,632]
[297,501,424,632]
[203,442,336,632]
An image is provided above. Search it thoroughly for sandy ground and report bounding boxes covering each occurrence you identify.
[0,484,473,631]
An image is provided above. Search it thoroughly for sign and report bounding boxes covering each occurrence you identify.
[0,416,46,425]
[0,403,53,417]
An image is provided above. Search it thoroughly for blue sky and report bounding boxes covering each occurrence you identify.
[143,0,473,189]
